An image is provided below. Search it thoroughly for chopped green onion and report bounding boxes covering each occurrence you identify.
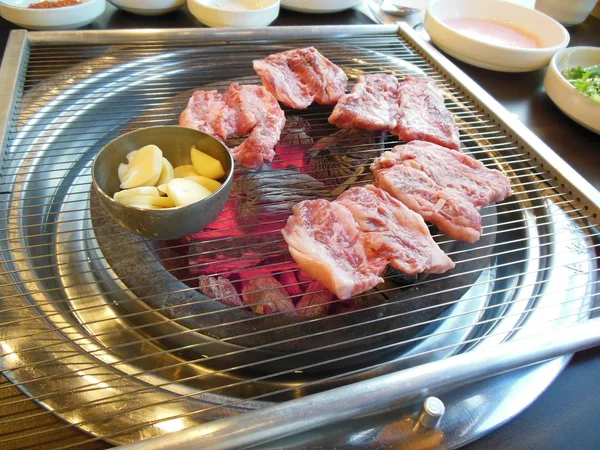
[562,64,600,104]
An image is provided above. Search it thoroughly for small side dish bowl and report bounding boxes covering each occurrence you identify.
[92,126,234,240]
[535,0,599,27]
[187,0,279,28]
[424,0,570,72]
[0,0,106,30]
[107,0,185,15]
[280,0,362,14]
[544,46,600,135]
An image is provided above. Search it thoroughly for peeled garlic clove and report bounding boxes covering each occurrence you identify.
[156,157,174,186]
[184,175,223,193]
[113,186,160,202]
[157,183,169,195]
[118,163,128,184]
[126,150,137,162]
[119,145,163,189]
[167,178,212,207]
[117,194,175,209]
[191,146,225,180]
[173,164,198,179]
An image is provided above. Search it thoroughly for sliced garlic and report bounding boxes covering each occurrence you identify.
[173,165,198,179]
[117,194,175,209]
[155,157,174,186]
[113,186,160,202]
[191,146,225,180]
[126,150,137,162]
[119,145,163,189]
[166,178,212,207]
[118,150,139,184]
[184,175,223,193]
[118,163,128,184]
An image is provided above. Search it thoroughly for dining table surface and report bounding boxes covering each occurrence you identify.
[0,2,599,449]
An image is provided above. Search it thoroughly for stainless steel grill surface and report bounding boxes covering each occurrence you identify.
[0,25,599,449]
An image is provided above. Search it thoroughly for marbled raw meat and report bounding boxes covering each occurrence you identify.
[329,73,399,131]
[374,163,482,243]
[225,84,286,167]
[395,76,460,151]
[179,89,226,136]
[328,74,461,150]
[336,185,454,274]
[371,140,512,243]
[179,83,285,168]
[281,198,384,300]
[282,185,456,299]
[253,47,348,109]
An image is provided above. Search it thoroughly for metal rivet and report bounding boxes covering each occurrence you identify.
[418,397,445,429]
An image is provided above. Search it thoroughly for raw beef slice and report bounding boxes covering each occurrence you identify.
[253,47,348,109]
[372,140,512,242]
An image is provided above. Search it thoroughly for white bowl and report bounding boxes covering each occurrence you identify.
[423,0,570,72]
[187,0,279,27]
[108,0,185,15]
[535,0,599,27]
[544,46,600,134]
[0,0,106,30]
[280,0,362,14]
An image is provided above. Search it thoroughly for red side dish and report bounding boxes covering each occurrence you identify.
[29,0,81,8]
[444,18,541,49]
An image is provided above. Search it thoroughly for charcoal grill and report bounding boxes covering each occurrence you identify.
[0,24,599,449]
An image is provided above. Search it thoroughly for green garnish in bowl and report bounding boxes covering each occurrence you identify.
[562,64,600,104]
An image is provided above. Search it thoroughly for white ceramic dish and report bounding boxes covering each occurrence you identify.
[423,0,570,72]
[108,0,185,15]
[187,0,279,27]
[280,0,362,14]
[0,0,105,30]
[544,46,600,134]
[535,0,599,27]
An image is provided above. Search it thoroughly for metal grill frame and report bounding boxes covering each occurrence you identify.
[2,25,599,216]
[0,23,599,450]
